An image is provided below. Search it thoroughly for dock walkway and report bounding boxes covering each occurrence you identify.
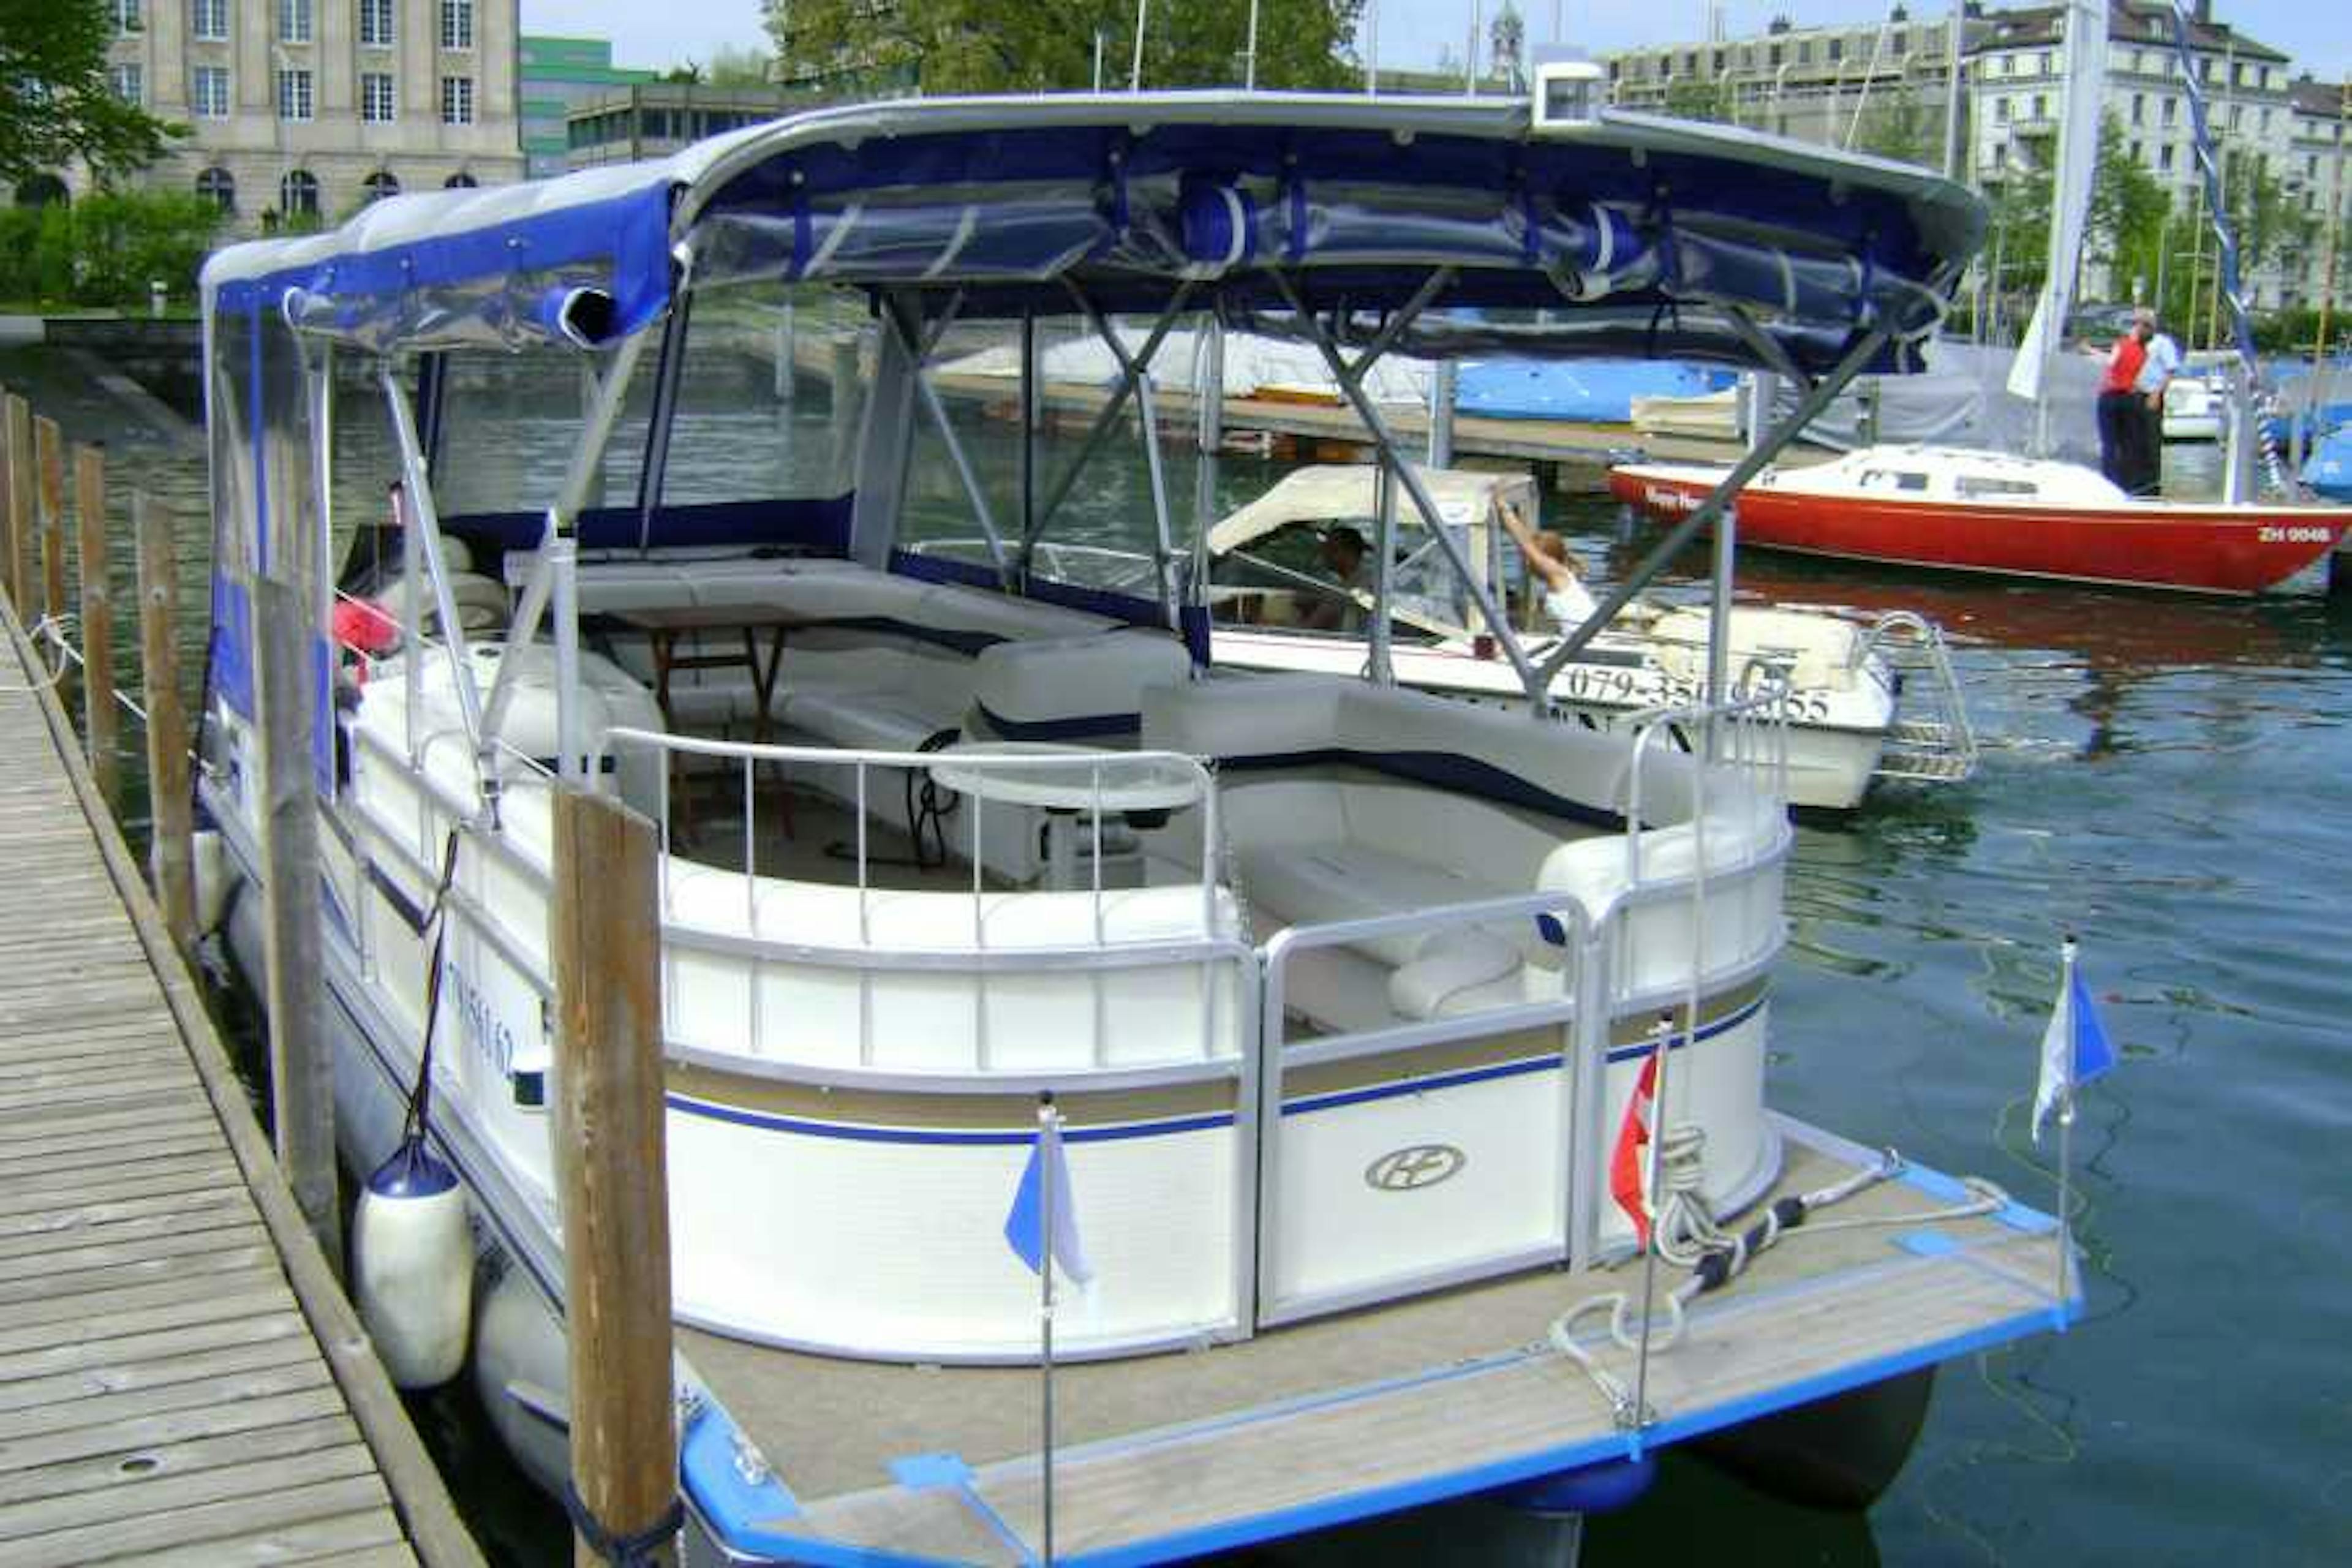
[0,604,478,1566]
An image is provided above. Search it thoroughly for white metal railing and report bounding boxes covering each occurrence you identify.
[589,727,1225,943]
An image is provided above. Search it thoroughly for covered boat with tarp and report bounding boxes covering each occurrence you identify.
[194,86,2076,1565]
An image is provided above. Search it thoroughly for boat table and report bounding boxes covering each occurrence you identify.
[925,742,1204,889]
[612,603,804,839]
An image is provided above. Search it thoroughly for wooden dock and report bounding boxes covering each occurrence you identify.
[0,601,480,1566]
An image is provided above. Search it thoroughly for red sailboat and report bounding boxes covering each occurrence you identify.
[1608,444,2352,596]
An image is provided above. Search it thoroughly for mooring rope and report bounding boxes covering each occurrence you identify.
[1547,1137,2011,1425]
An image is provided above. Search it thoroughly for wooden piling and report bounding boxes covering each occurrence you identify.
[3,393,31,612]
[135,492,197,956]
[75,442,119,805]
[36,412,66,633]
[251,573,340,1269]
[551,786,679,1568]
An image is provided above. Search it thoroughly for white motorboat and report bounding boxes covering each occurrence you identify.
[1191,464,1976,809]
[192,88,2076,1563]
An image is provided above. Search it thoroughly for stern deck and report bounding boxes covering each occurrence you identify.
[678,1117,2068,1565]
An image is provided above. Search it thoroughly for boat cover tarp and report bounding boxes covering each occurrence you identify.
[1206,464,1528,554]
[942,326,1434,407]
[2305,426,2352,500]
[1456,358,1733,421]
[202,95,1982,376]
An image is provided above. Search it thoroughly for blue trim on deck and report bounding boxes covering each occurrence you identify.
[667,1093,1234,1145]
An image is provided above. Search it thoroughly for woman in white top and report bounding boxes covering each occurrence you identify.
[1498,496,1599,631]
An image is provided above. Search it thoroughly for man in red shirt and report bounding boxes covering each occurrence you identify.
[2096,324,2148,489]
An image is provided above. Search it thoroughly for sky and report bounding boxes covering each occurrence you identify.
[526,1,2352,88]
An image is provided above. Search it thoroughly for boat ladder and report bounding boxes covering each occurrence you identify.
[1862,611,1978,784]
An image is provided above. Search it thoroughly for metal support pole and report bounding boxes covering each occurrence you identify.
[380,368,484,750]
[1020,311,1039,569]
[1038,1097,1060,1566]
[552,537,582,782]
[1135,372,1178,627]
[1368,459,1397,685]
[1537,327,1894,687]
[1271,270,1539,693]
[1427,360,1458,469]
[636,295,695,551]
[1027,282,1196,556]
[880,298,1012,582]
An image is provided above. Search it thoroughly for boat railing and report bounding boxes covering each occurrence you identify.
[591,726,1226,948]
[1254,892,1599,1322]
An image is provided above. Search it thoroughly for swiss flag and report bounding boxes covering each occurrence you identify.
[1610,1052,1659,1247]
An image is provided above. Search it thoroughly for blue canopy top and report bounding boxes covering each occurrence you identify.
[202,92,1986,375]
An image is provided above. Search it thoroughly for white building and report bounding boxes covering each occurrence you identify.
[2284,75,2350,311]
[93,0,524,230]
[1610,4,2344,315]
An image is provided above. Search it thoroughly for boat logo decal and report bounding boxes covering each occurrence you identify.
[1364,1144,1467,1192]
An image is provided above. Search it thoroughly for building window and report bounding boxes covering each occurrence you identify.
[362,171,400,204]
[1827,39,1842,63]
[445,172,478,188]
[440,0,473,50]
[113,0,142,34]
[278,68,313,121]
[2040,51,2054,77]
[2260,108,2271,135]
[280,170,320,217]
[1996,97,2011,123]
[360,0,393,47]
[1891,33,1907,58]
[2132,93,2145,124]
[440,76,473,126]
[2229,104,2243,131]
[2160,144,2175,170]
[191,0,226,40]
[1768,43,1783,67]
[279,0,311,43]
[2032,94,2047,120]
[1797,42,1812,64]
[361,72,394,123]
[2162,96,2177,127]
[193,66,230,118]
[195,167,235,214]
[109,64,143,106]
[2129,141,2143,165]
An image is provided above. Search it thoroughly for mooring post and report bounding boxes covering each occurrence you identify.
[135,493,197,956]
[551,786,679,1568]
[3,393,31,613]
[74,443,119,807]
[35,414,66,643]
[251,574,340,1269]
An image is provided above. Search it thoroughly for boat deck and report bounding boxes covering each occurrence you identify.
[680,1118,2070,1566]
[0,606,475,1566]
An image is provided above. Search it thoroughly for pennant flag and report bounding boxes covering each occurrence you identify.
[1004,1113,1093,1286]
[2032,961,2116,1143]
[1610,1052,1660,1246]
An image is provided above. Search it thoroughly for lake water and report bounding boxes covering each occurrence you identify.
[6,339,2348,1566]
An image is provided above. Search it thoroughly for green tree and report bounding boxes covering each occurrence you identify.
[770,0,1364,94]
[1660,76,1734,124]
[2089,113,2167,303]
[0,0,176,184]
[706,45,776,87]
[1489,2,1525,92]
[1852,83,1932,167]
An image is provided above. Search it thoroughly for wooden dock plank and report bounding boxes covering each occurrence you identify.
[0,1443,379,1543]
[0,1313,312,1396]
[0,1474,395,1567]
[0,611,474,1566]
[0,1356,332,1444]
[0,1415,361,1510]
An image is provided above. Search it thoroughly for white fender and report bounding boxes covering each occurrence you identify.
[473,1265,571,1497]
[352,1139,473,1389]
[190,829,232,937]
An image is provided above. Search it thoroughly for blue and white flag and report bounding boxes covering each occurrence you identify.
[2032,959,2116,1143]
[1004,1112,1093,1286]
